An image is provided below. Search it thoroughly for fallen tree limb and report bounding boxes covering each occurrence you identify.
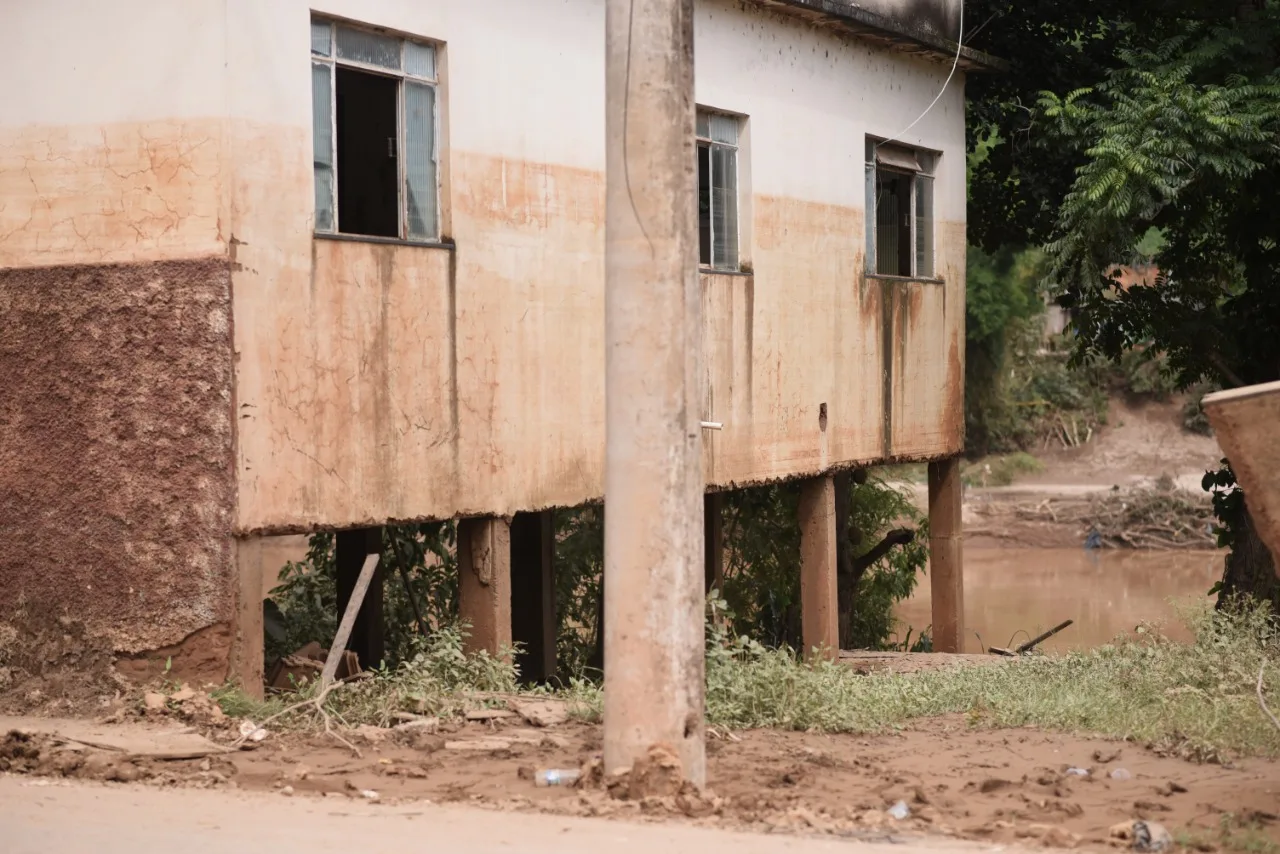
[232,553,381,756]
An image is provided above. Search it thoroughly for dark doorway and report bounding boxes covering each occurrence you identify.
[336,67,400,238]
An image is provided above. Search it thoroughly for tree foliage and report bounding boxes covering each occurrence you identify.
[966,0,1280,604]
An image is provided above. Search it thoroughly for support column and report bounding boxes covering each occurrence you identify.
[704,493,724,594]
[604,0,705,786]
[511,510,556,683]
[336,527,384,669]
[458,517,512,657]
[928,457,965,653]
[230,537,266,699]
[799,476,839,660]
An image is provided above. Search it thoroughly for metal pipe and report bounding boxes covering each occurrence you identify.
[603,0,705,787]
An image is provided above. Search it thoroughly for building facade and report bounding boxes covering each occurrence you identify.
[0,0,989,685]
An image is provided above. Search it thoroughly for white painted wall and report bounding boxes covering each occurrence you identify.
[3,0,968,529]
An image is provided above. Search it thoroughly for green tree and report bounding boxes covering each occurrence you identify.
[966,0,1280,607]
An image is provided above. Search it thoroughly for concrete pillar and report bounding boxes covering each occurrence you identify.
[511,510,556,683]
[230,537,266,699]
[603,0,705,786]
[928,457,965,653]
[336,528,384,669]
[798,476,839,660]
[704,493,724,593]
[458,517,512,656]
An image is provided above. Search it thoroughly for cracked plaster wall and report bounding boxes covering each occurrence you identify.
[229,0,966,531]
[2,0,966,546]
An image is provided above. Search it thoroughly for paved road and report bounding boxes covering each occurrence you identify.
[2,776,1027,854]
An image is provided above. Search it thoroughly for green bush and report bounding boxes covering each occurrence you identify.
[1119,343,1178,399]
[1182,380,1219,436]
[720,474,928,652]
[265,523,459,669]
[553,505,605,677]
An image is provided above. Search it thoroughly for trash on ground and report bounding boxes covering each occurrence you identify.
[534,768,581,787]
[238,721,269,743]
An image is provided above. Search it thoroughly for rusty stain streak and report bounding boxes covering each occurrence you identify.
[881,277,894,458]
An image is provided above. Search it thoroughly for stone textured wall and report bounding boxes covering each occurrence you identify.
[0,258,236,665]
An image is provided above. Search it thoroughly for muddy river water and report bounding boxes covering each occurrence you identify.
[894,547,1224,653]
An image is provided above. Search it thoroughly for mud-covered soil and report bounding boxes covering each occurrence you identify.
[5,713,1278,851]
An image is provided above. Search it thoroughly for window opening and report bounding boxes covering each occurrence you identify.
[311,19,440,241]
[865,140,936,278]
[697,110,741,270]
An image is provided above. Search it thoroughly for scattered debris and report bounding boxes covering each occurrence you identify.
[1065,767,1090,777]
[626,743,686,800]
[534,768,581,787]
[991,619,1074,656]
[445,738,513,751]
[238,721,269,743]
[465,709,518,722]
[507,698,570,728]
[887,800,911,820]
[280,785,294,796]
[392,715,440,733]
[1110,768,1133,781]
[360,789,380,801]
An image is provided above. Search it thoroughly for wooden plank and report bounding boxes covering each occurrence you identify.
[335,528,385,670]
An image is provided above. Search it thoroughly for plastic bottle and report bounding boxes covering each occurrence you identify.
[534,769,581,787]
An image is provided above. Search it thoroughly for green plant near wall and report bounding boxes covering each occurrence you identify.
[720,474,929,652]
[265,522,459,668]
[553,505,605,678]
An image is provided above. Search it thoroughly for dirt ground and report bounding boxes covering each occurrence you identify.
[959,397,1224,551]
[4,709,1278,851]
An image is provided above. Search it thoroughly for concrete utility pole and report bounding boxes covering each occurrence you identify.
[603,0,705,786]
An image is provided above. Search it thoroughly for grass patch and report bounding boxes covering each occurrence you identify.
[701,600,1279,759]
[221,602,1280,761]
[1179,814,1280,854]
[962,452,1045,487]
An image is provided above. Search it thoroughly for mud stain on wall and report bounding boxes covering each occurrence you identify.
[233,151,964,531]
[0,258,236,654]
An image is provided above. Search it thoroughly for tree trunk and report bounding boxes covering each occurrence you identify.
[1218,505,1280,612]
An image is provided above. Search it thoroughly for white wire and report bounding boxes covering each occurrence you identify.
[876,1,965,150]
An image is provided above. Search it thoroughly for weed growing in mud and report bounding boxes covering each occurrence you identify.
[223,600,1280,761]
[698,599,1280,758]
[1178,814,1280,854]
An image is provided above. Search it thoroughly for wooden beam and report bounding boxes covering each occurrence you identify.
[458,516,513,656]
[230,537,266,699]
[928,457,965,653]
[704,493,724,594]
[798,475,839,660]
